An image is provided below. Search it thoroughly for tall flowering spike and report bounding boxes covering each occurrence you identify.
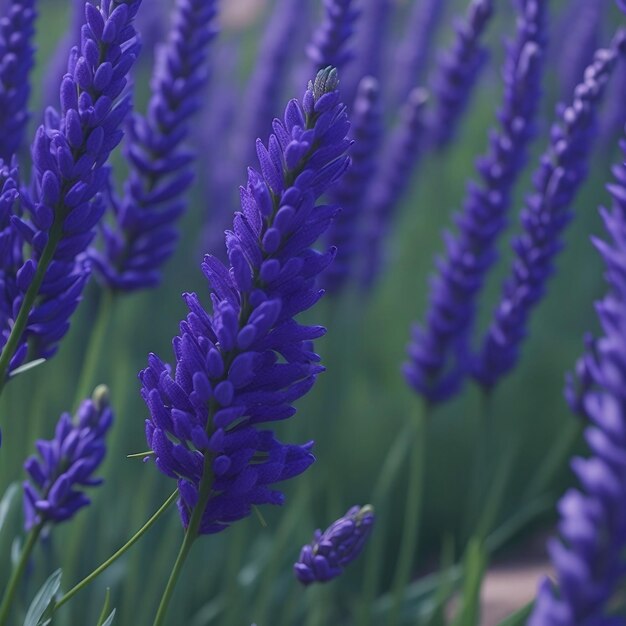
[0,0,143,377]
[404,0,547,403]
[323,76,382,294]
[428,0,494,150]
[294,505,375,585]
[0,0,36,161]
[91,0,219,291]
[306,0,359,75]
[392,0,447,104]
[22,385,113,530]
[140,67,351,535]
[556,0,602,103]
[473,32,626,390]
[528,123,626,626]
[341,0,392,106]
[360,87,429,289]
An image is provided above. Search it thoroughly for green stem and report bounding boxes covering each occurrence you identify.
[54,489,178,611]
[0,523,43,626]
[388,404,427,626]
[0,227,61,396]
[74,288,115,408]
[152,459,215,626]
[357,421,413,626]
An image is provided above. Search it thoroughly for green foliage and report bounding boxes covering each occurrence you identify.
[24,569,62,626]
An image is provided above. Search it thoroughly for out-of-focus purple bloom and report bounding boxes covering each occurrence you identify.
[134,0,170,60]
[23,385,113,530]
[323,75,382,294]
[0,0,36,161]
[41,0,85,112]
[0,161,22,372]
[306,0,359,75]
[294,504,375,584]
[205,0,305,256]
[600,56,626,149]
[140,68,351,535]
[529,118,626,626]
[428,0,494,150]
[0,0,143,379]
[556,0,603,103]
[342,0,392,107]
[473,33,626,390]
[404,0,546,403]
[236,0,303,161]
[360,87,428,289]
[91,0,218,291]
[392,0,447,104]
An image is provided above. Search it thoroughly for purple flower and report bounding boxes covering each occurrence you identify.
[404,0,546,403]
[360,87,428,289]
[41,0,84,112]
[473,32,626,390]
[428,0,494,150]
[294,505,375,585]
[140,68,351,535]
[91,0,219,291]
[556,0,603,102]
[23,385,113,530]
[392,0,447,104]
[341,0,392,107]
[528,99,626,626]
[306,0,359,75]
[0,0,36,161]
[322,75,382,294]
[204,0,305,255]
[0,0,143,378]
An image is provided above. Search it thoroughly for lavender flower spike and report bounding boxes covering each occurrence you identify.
[294,505,375,585]
[306,0,359,75]
[360,87,428,289]
[140,68,351,535]
[404,0,546,403]
[428,0,494,150]
[92,0,218,291]
[392,0,447,104]
[0,0,36,161]
[23,385,113,530]
[556,0,602,103]
[473,32,626,390]
[323,76,382,294]
[0,0,143,382]
[529,113,626,626]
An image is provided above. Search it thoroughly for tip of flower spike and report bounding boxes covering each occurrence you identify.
[92,384,110,410]
[355,504,374,523]
[311,66,339,101]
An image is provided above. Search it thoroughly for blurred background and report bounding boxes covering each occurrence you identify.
[1,0,625,623]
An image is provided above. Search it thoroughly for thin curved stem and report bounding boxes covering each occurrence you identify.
[74,288,115,408]
[54,489,178,611]
[0,225,62,396]
[0,523,43,626]
[388,403,427,626]
[152,460,215,626]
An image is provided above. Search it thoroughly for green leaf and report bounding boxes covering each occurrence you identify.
[495,600,534,626]
[99,610,116,626]
[9,358,46,378]
[0,483,18,532]
[24,569,62,626]
[95,588,112,626]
